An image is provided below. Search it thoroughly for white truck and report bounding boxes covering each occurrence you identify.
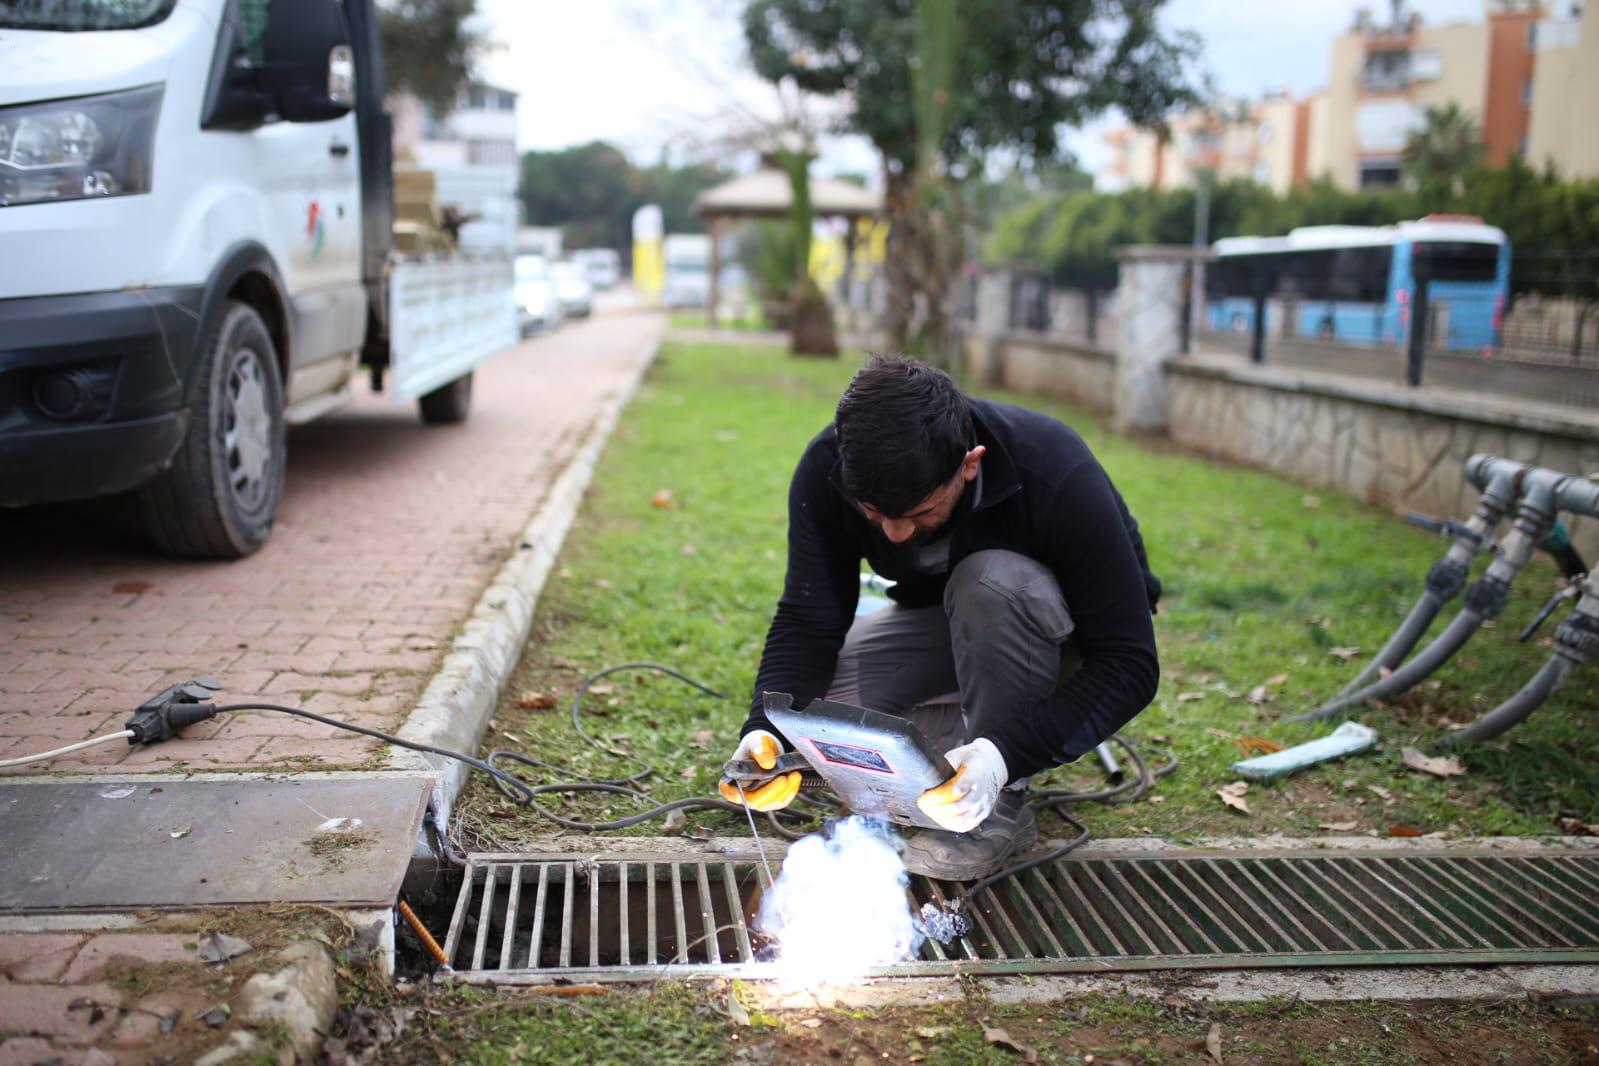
[0,0,516,558]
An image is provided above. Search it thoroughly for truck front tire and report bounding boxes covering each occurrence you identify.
[418,371,473,424]
[137,301,286,559]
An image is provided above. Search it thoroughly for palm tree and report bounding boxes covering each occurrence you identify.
[1400,104,1485,195]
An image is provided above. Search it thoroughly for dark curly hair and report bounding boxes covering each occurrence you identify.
[833,354,972,517]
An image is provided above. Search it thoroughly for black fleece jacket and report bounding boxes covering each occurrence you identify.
[742,398,1161,781]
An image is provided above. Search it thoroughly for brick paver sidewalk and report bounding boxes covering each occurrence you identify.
[0,311,662,774]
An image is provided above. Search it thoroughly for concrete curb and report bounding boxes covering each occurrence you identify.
[391,332,662,820]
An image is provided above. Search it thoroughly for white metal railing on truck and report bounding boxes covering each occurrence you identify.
[387,257,517,401]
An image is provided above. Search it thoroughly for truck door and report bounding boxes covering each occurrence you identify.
[256,113,364,376]
[237,0,365,383]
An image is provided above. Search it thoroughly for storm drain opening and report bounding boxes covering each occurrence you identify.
[441,856,773,973]
[441,848,1599,983]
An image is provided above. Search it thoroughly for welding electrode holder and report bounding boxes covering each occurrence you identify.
[720,750,827,792]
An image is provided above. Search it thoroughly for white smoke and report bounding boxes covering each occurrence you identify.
[756,816,923,983]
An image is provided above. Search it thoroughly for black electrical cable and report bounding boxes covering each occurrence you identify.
[216,663,817,842]
[214,663,1177,889]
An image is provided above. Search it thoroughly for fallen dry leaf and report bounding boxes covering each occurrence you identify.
[726,995,750,1027]
[1400,746,1465,778]
[588,684,614,696]
[1558,817,1599,836]
[1235,736,1285,756]
[982,1027,1038,1062]
[1202,727,1236,740]
[1329,647,1362,660]
[1148,795,1166,804]
[1245,685,1271,705]
[678,767,696,779]
[1367,784,1393,802]
[1217,781,1251,815]
[1388,825,1424,837]
[1207,1021,1223,1063]
[650,488,674,509]
[1176,692,1204,702]
[517,691,557,710]
[1319,820,1358,832]
[1263,673,1289,687]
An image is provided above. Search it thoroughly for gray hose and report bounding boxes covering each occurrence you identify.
[1447,655,1576,744]
[1336,590,1445,696]
[1290,610,1484,722]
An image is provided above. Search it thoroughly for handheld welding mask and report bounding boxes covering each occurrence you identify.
[722,692,955,829]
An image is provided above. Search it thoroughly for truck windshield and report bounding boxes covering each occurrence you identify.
[0,0,178,31]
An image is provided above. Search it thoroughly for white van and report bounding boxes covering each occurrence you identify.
[0,0,516,557]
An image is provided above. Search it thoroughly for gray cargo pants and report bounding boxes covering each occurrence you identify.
[825,549,1079,760]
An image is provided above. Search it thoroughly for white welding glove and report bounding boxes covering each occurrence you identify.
[916,738,1008,833]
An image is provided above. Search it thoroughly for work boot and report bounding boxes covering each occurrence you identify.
[901,788,1037,881]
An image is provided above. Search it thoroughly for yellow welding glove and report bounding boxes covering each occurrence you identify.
[718,729,800,812]
[917,738,1007,832]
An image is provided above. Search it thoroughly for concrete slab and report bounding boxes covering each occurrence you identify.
[0,776,428,912]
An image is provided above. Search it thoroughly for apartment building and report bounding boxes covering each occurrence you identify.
[1321,3,1536,188]
[1526,2,1599,179]
[1097,1,1598,193]
[390,82,520,171]
[1099,93,1303,194]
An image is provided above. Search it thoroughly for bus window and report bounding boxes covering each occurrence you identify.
[1416,242,1501,282]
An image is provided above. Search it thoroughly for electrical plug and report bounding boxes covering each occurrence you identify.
[125,678,224,744]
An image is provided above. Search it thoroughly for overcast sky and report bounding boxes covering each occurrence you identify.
[476,0,1492,180]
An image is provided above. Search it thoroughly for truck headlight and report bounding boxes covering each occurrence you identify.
[0,85,162,207]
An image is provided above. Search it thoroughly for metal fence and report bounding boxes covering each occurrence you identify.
[1194,249,1599,410]
[1005,272,1120,350]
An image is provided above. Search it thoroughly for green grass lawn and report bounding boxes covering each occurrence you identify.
[666,310,774,332]
[455,337,1596,848]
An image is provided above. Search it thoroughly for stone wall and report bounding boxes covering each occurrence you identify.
[1167,356,1599,557]
[989,333,1116,414]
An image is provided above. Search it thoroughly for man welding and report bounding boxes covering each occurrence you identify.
[720,354,1162,880]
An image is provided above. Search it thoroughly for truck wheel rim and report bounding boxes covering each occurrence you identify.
[224,348,273,512]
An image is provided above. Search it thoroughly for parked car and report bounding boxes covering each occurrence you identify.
[573,248,621,289]
[550,260,593,318]
[515,255,562,334]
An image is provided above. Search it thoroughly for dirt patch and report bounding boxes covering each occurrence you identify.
[306,825,381,871]
[740,995,1599,1065]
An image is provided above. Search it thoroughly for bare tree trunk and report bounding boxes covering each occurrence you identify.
[883,165,915,352]
[882,164,960,371]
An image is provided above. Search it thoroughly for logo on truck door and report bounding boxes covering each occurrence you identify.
[305,199,325,256]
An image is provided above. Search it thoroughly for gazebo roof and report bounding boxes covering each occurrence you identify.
[692,168,882,220]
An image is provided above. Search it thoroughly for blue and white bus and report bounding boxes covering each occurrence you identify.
[1207,216,1510,352]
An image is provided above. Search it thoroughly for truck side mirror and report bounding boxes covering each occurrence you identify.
[262,0,357,123]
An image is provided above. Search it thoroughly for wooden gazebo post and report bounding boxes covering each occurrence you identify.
[706,214,722,329]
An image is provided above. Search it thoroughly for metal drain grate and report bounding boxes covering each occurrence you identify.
[440,848,1599,983]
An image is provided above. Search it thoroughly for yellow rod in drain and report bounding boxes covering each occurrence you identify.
[398,898,451,970]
